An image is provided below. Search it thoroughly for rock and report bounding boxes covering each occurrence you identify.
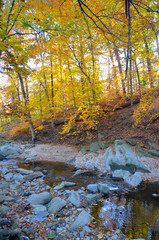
[53,181,76,190]
[33,167,41,171]
[103,147,114,170]
[124,172,142,187]
[86,184,98,193]
[0,195,14,203]
[112,169,130,180]
[89,142,102,153]
[16,168,34,175]
[23,144,35,149]
[109,149,125,171]
[27,192,52,206]
[81,146,87,155]
[126,138,137,146]
[0,153,5,160]
[0,181,10,189]
[24,172,44,181]
[31,211,49,222]
[48,197,66,213]
[4,173,13,181]
[0,143,22,159]
[86,193,101,204]
[32,205,47,213]
[98,183,109,195]
[65,157,76,166]
[148,150,159,157]
[70,210,91,230]
[13,174,24,182]
[136,146,150,157]
[71,169,82,177]
[68,191,81,207]
[0,206,11,216]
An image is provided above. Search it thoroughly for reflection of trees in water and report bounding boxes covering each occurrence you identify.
[123,199,159,239]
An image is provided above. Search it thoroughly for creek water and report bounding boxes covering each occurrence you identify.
[9,160,159,239]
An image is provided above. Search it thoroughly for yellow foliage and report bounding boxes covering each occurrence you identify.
[10,122,30,137]
[60,105,100,136]
[133,88,159,126]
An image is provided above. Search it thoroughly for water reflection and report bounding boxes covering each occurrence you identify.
[17,160,159,240]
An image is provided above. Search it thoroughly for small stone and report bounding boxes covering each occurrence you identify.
[86,184,98,193]
[98,183,109,195]
[70,210,91,230]
[48,197,66,213]
[69,191,81,207]
[86,193,101,204]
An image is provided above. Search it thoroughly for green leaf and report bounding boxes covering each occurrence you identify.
[47,234,56,239]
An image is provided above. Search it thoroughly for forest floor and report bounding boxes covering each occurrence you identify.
[11,102,159,148]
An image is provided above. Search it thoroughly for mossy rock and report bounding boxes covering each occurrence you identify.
[126,138,137,146]
[136,146,150,157]
[148,150,159,157]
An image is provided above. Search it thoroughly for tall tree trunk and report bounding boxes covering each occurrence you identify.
[114,46,126,96]
[144,39,153,88]
[129,48,133,105]
[18,73,36,143]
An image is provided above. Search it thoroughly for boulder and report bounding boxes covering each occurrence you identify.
[24,172,44,181]
[48,197,66,213]
[68,190,81,207]
[27,192,52,206]
[71,169,82,177]
[103,147,114,170]
[16,168,34,175]
[112,170,130,180]
[124,172,142,187]
[0,143,22,159]
[70,210,91,230]
[0,206,11,216]
[86,184,98,193]
[4,173,13,181]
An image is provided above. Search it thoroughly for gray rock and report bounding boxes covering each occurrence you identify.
[31,211,49,222]
[68,191,81,207]
[126,138,137,146]
[48,197,66,213]
[112,169,130,180]
[109,149,125,171]
[148,149,159,157]
[89,142,101,153]
[32,205,47,213]
[72,169,82,177]
[53,181,76,190]
[0,195,14,203]
[70,210,91,230]
[124,172,142,187]
[27,192,52,206]
[98,183,109,195]
[86,193,101,204]
[0,206,11,216]
[0,143,22,159]
[16,168,34,175]
[103,147,114,170]
[65,157,76,166]
[0,181,10,189]
[4,173,13,181]
[24,172,44,181]
[0,153,5,160]
[13,174,24,181]
[86,184,98,193]
[33,167,41,171]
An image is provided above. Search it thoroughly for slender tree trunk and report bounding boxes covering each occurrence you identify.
[125,0,131,91]
[114,46,126,96]
[67,60,76,109]
[129,48,133,105]
[144,39,153,88]
[134,58,141,99]
[18,73,36,143]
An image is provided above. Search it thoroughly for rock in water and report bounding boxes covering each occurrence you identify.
[124,172,142,187]
[70,210,91,230]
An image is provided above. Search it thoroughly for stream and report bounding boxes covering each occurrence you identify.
[1,158,159,240]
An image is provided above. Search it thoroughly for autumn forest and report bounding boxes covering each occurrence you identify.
[0,0,158,143]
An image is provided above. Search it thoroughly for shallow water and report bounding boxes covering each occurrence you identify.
[3,159,159,240]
